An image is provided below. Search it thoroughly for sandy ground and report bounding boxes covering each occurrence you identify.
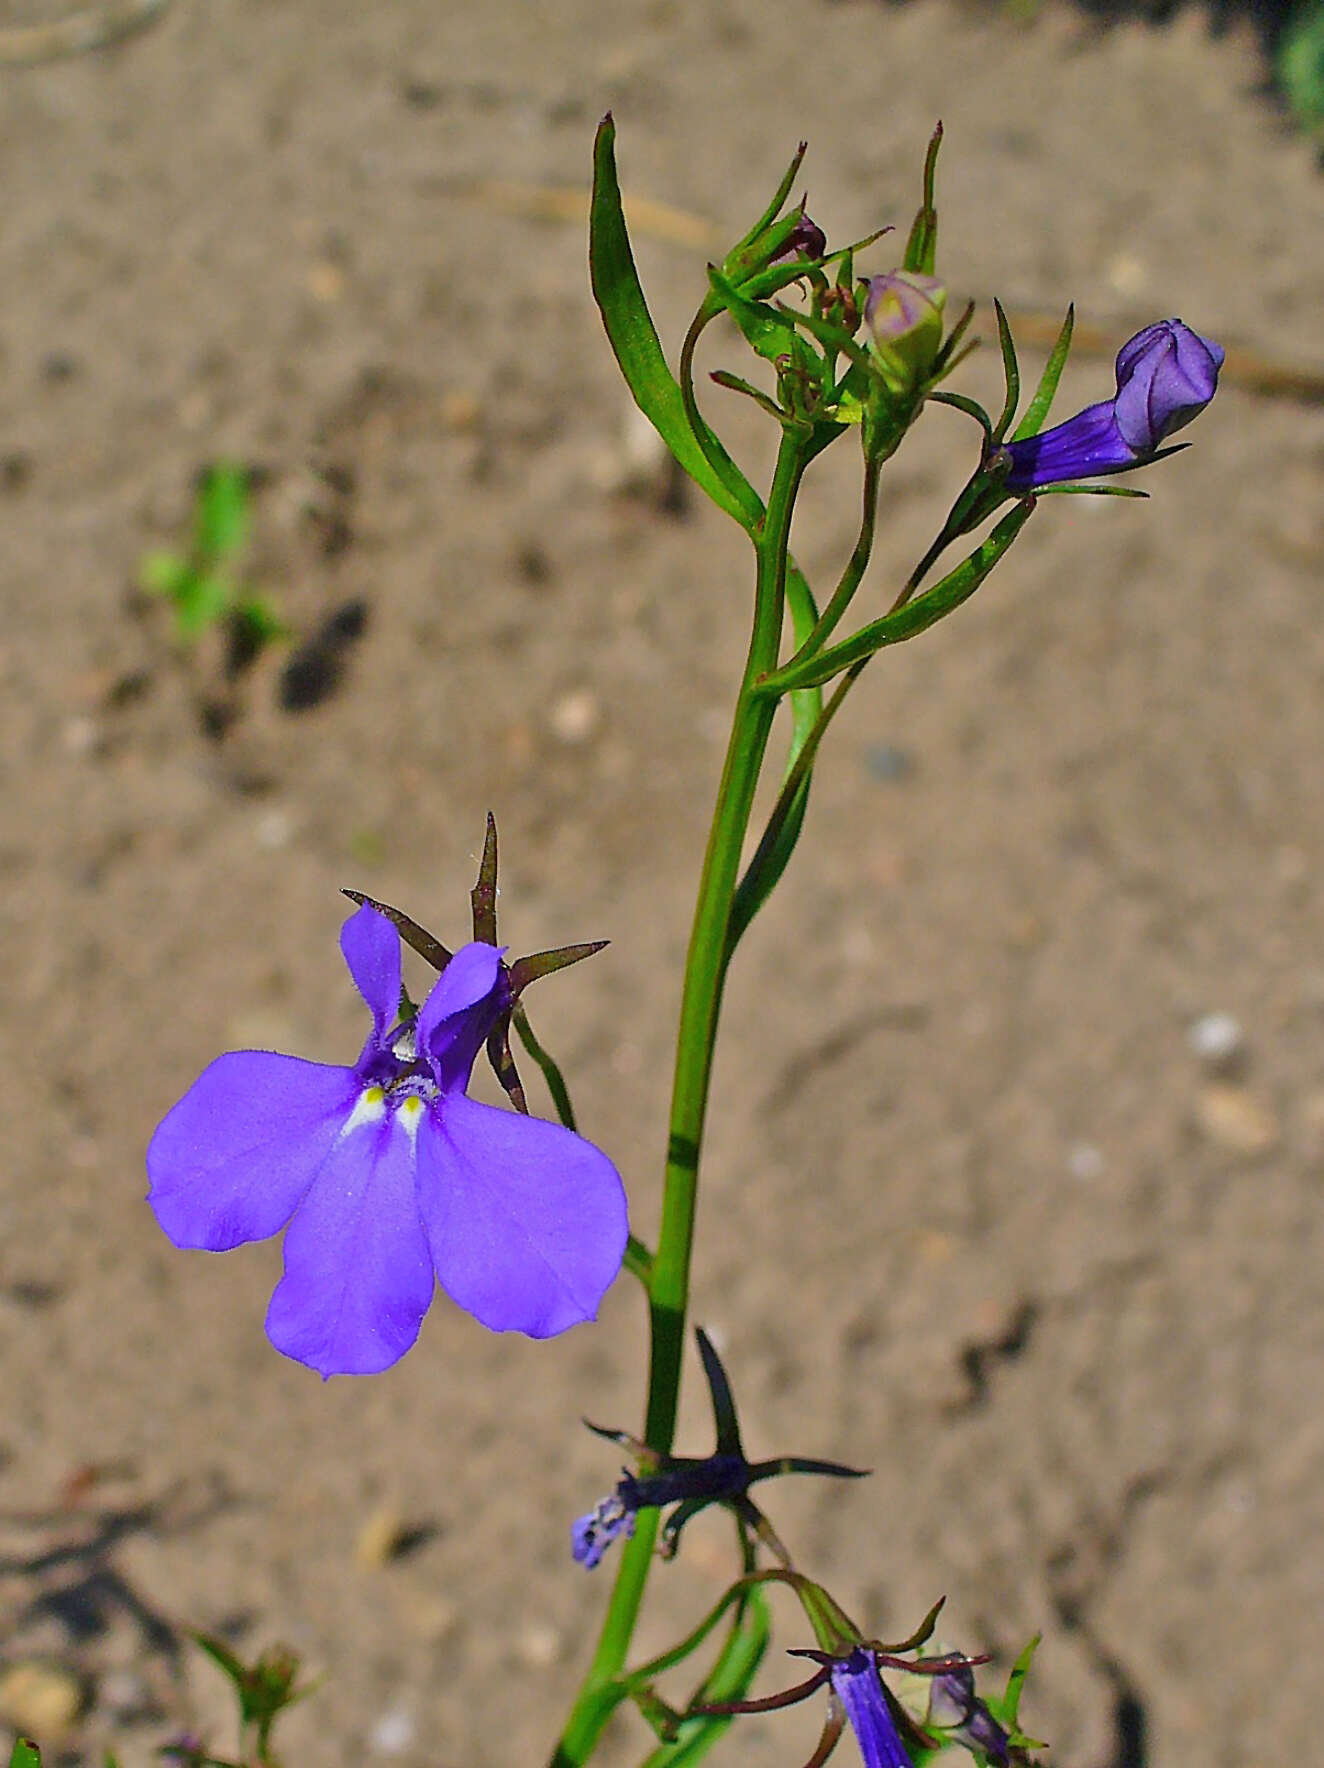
[0,2,1321,1765]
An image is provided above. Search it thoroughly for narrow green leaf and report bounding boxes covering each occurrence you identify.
[902,122,942,275]
[9,1741,43,1768]
[1010,304,1074,441]
[196,463,250,561]
[589,117,758,526]
[991,299,1020,442]
[762,500,1036,694]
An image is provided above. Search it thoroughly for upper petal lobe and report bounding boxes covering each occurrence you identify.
[265,1098,435,1377]
[340,904,403,1043]
[147,1052,360,1251]
[417,1094,627,1338]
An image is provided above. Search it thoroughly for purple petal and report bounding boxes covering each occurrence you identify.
[340,904,402,1042]
[265,1097,435,1377]
[417,1094,627,1337]
[572,1490,637,1568]
[1002,397,1134,490]
[417,942,506,1090]
[147,1052,359,1251]
[831,1651,911,1768]
[1113,319,1223,452]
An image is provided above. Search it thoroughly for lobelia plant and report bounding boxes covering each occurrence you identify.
[131,118,1222,1768]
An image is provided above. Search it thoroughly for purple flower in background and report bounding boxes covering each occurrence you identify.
[147,904,628,1377]
[831,1649,913,1768]
[1003,317,1223,489]
[924,1662,1011,1764]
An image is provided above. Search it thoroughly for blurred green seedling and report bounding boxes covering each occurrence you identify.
[175,1633,316,1768]
[140,463,288,661]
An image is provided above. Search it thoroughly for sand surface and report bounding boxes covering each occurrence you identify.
[0,2,1321,1764]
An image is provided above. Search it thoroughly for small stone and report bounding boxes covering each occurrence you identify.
[254,808,295,851]
[1194,1084,1280,1158]
[862,741,914,783]
[1187,1011,1245,1071]
[516,1621,562,1668]
[549,688,600,744]
[369,1705,416,1756]
[306,261,345,303]
[356,1505,409,1568]
[61,715,103,757]
[1068,1142,1104,1182]
[0,1661,85,1740]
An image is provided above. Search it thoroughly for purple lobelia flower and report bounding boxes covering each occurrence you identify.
[147,902,628,1377]
[830,1649,913,1768]
[1003,317,1223,490]
[572,1328,866,1569]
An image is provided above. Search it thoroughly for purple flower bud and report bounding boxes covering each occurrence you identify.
[864,270,947,395]
[926,1661,1011,1764]
[1003,317,1222,490]
[784,211,827,260]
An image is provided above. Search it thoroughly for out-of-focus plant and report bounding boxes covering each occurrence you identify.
[139,463,287,660]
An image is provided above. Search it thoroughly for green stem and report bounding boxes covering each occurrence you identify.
[546,430,809,1768]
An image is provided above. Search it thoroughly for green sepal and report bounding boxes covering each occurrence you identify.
[991,299,1021,443]
[724,142,808,274]
[929,389,994,448]
[8,1742,42,1768]
[1036,483,1150,498]
[1010,304,1074,441]
[902,122,942,276]
[797,1577,863,1656]
[590,116,758,526]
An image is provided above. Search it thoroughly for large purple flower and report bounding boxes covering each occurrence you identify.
[147,904,628,1377]
[1003,317,1223,489]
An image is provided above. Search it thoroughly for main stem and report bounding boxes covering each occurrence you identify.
[547,432,808,1767]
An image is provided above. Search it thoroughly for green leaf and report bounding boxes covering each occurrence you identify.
[902,122,942,276]
[1010,305,1074,442]
[139,549,189,598]
[174,571,233,639]
[589,117,758,527]
[763,499,1036,694]
[1278,0,1324,133]
[705,265,797,364]
[9,1741,42,1768]
[196,463,250,561]
[727,142,807,266]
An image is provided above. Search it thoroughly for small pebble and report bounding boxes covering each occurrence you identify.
[1194,1084,1280,1158]
[862,742,914,783]
[1068,1142,1104,1182]
[1186,1011,1244,1071]
[0,1661,85,1740]
[369,1705,416,1756]
[516,1621,562,1668]
[549,689,600,744]
[356,1505,408,1568]
[255,809,295,851]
